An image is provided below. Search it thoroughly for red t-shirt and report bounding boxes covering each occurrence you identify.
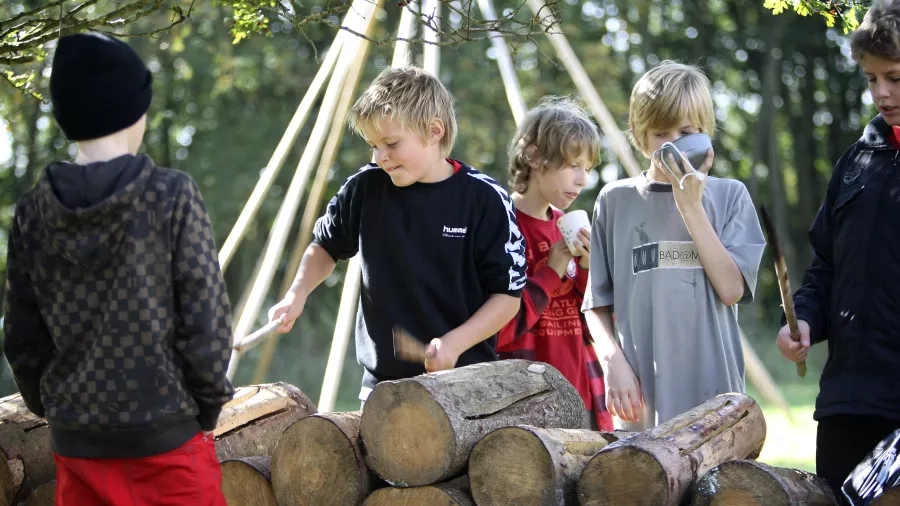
[497,208,613,430]
[892,126,900,149]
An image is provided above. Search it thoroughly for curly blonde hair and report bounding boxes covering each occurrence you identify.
[508,97,602,194]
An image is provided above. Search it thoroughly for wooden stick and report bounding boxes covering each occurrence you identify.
[250,0,378,386]
[316,2,423,411]
[760,206,807,378]
[525,0,642,178]
[477,0,527,125]
[217,24,347,272]
[226,0,379,381]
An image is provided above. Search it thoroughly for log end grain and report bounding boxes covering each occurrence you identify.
[691,460,839,506]
[221,458,277,506]
[866,486,900,506]
[23,480,55,506]
[271,413,371,506]
[469,427,557,506]
[691,460,789,506]
[360,382,454,486]
[578,445,669,506]
[362,485,474,506]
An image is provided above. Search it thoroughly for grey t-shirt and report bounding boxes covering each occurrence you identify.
[583,172,765,430]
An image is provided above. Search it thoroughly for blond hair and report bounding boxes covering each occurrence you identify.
[628,61,716,156]
[508,97,602,193]
[348,66,458,156]
[851,0,900,62]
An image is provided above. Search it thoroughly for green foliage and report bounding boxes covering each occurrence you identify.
[763,0,866,33]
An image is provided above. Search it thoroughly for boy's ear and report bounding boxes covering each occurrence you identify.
[427,118,445,145]
[524,145,543,169]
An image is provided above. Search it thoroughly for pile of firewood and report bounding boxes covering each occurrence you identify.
[0,360,848,505]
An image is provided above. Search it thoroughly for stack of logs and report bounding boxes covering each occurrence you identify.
[0,359,855,505]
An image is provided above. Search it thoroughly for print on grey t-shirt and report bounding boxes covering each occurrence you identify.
[583,172,765,430]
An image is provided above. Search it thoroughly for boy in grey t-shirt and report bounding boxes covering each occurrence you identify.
[583,61,765,430]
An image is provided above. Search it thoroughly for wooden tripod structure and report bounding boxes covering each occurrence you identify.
[217,0,793,416]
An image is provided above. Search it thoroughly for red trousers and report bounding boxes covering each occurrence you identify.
[53,433,226,506]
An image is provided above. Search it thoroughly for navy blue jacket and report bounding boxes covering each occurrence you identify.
[794,114,900,422]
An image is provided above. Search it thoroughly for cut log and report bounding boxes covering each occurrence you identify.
[360,360,585,486]
[578,392,767,506]
[23,480,55,506]
[872,488,900,505]
[691,460,838,506]
[362,476,473,506]
[271,411,380,506]
[469,426,632,505]
[221,457,277,506]
[214,383,317,461]
[0,394,52,505]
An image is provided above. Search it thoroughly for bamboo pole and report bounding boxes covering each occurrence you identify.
[477,0,527,125]
[315,1,424,412]
[250,7,378,387]
[525,0,642,178]
[217,27,348,272]
[393,2,418,67]
[226,0,380,381]
[422,0,441,76]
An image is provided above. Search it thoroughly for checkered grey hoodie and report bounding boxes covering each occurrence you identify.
[3,154,235,458]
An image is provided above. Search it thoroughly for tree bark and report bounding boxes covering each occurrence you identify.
[691,460,838,506]
[220,456,277,506]
[872,488,900,505]
[22,480,54,506]
[578,393,767,506]
[214,382,317,461]
[271,411,380,506]
[469,426,632,505]
[360,360,585,486]
[362,476,473,506]
[0,394,52,505]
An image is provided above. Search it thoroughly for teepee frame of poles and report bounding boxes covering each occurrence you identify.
[216,0,793,417]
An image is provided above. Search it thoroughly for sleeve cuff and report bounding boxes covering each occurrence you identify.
[791,303,827,345]
[197,406,222,432]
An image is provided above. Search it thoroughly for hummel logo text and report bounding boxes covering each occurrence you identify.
[443,225,467,238]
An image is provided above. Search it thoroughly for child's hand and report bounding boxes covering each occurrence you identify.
[424,338,460,373]
[661,148,714,212]
[267,291,307,334]
[573,227,591,270]
[776,320,810,363]
[548,240,574,278]
[603,353,644,423]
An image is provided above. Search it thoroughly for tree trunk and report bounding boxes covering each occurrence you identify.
[271,411,380,506]
[220,456,277,506]
[22,480,54,506]
[691,460,838,506]
[360,360,585,486]
[578,393,766,506]
[214,383,317,461]
[362,477,473,506]
[0,394,52,505]
[469,426,632,505]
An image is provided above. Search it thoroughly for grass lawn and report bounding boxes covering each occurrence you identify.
[750,382,819,472]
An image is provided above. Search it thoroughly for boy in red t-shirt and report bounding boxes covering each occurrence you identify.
[497,98,613,431]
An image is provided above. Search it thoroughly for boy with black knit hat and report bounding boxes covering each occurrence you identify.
[3,32,233,505]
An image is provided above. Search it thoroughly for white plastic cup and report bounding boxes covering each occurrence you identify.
[557,210,591,256]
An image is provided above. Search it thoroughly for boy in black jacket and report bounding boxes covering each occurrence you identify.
[776,0,900,499]
[268,65,526,401]
[3,33,233,505]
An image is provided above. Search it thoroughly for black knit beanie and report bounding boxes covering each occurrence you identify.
[50,32,153,141]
